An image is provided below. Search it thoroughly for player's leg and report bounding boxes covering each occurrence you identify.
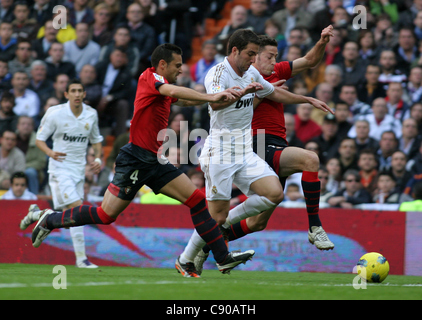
[277,147,334,250]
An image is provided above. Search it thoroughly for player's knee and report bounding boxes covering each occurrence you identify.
[264,191,284,206]
[212,211,229,226]
[303,150,320,171]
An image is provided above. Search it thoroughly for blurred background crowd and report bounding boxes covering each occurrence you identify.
[1,0,422,210]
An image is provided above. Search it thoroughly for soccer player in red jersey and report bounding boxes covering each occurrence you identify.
[30,43,257,277]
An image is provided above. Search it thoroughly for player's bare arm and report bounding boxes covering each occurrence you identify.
[90,142,102,174]
[266,86,334,114]
[210,82,264,111]
[291,25,334,77]
[35,139,66,162]
[253,79,286,109]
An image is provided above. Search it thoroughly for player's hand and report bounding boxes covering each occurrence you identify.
[272,79,288,91]
[320,25,334,44]
[90,161,101,174]
[242,82,264,95]
[49,151,67,162]
[307,97,335,114]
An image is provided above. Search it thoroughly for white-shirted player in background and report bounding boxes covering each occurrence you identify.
[177,29,333,274]
[19,79,103,268]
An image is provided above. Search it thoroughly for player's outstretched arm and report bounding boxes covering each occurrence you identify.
[291,25,333,77]
[267,86,334,114]
[158,83,241,107]
[210,82,264,111]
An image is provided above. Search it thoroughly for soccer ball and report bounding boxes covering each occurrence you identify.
[356,252,390,283]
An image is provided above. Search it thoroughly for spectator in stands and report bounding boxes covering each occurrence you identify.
[36,7,77,44]
[393,27,418,76]
[137,0,158,29]
[373,13,397,49]
[385,81,409,121]
[65,0,95,28]
[389,150,412,193]
[214,5,249,55]
[85,146,111,193]
[356,64,386,106]
[30,0,55,26]
[0,0,14,23]
[0,21,16,61]
[1,171,37,200]
[90,3,114,47]
[350,97,402,141]
[245,0,271,35]
[311,82,335,125]
[323,64,342,103]
[11,1,38,41]
[357,29,380,64]
[190,40,222,85]
[10,70,40,120]
[324,26,344,66]
[63,22,101,75]
[176,63,194,89]
[378,49,407,87]
[31,19,58,60]
[0,92,18,136]
[404,66,422,105]
[318,166,333,204]
[284,112,304,148]
[271,0,312,40]
[79,64,102,110]
[0,59,11,93]
[326,157,342,194]
[98,25,140,78]
[310,113,341,164]
[407,102,422,135]
[0,130,26,177]
[351,119,380,154]
[15,116,46,194]
[338,84,371,120]
[358,148,378,195]
[105,124,130,170]
[373,171,412,204]
[309,0,343,42]
[95,47,131,137]
[8,39,33,76]
[124,2,156,74]
[294,103,322,145]
[49,73,69,104]
[338,137,359,175]
[327,169,372,208]
[181,83,210,132]
[45,42,77,80]
[28,60,54,107]
[187,168,205,194]
[399,117,421,160]
[377,130,398,171]
[331,6,358,42]
[333,100,352,140]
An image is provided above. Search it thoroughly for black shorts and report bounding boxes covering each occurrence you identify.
[108,143,183,201]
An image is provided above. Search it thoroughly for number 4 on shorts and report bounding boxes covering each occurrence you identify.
[130,170,139,184]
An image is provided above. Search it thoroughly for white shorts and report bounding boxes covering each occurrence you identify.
[199,149,277,201]
[49,172,84,210]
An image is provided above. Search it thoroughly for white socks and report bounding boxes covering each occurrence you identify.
[180,230,205,264]
[222,194,277,228]
[69,226,87,264]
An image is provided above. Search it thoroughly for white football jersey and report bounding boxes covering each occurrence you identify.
[204,57,274,154]
[37,102,103,177]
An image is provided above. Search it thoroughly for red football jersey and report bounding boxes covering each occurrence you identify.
[252,61,292,142]
[129,67,178,154]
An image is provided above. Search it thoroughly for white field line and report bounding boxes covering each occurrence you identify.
[1,280,422,289]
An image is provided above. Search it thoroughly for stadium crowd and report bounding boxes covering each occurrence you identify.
[0,0,422,209]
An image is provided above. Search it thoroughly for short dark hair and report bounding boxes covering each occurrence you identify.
[258,35,278,51]
[11,171,28,186]
[227,29,260,55]
[151,43,182,69]
[65,78,85,93]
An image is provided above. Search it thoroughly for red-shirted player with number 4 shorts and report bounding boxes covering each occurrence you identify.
[30,44,258,277]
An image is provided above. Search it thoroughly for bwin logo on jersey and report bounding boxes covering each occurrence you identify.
[63,133,88,143]
[235,97,254,109]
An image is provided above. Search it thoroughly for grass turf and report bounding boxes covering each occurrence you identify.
[0,263,421,300]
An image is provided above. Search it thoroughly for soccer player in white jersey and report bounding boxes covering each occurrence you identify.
[176,29,333,274]
[19,79,103,268]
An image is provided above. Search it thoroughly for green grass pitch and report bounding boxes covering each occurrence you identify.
[1,263,422,300]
